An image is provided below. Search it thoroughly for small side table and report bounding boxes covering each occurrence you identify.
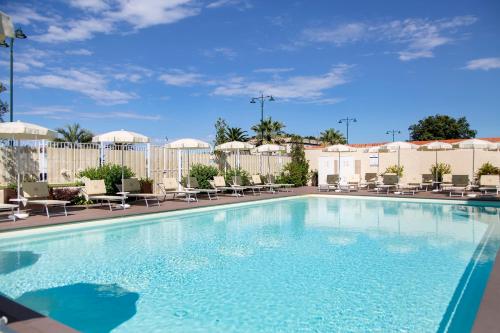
[116,192,130,209]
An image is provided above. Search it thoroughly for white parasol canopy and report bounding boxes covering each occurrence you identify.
[166,139,211,189]
[456,139,493,180]
[215,141,254,172]
[256,144,285,178]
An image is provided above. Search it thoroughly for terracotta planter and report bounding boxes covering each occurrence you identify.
[140,183,153,194]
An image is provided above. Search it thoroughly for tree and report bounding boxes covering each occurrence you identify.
[251,117,285,144]
[214,117,228,146]
[225,127,248,142]
[408,115,477,141]
[0,83,8,122]
[277,135,310,186]
[54,123,94,143]
[319,128,346,145]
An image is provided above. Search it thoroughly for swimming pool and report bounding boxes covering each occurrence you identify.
[1,195,499,332]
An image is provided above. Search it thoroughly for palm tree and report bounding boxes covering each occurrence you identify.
[225,127,249,142]
[251,117,286,144]
[55,123,94,143]
[319,128,346,145]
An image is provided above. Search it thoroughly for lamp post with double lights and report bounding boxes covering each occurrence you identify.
[338,116,357,144]
[250,93,275,143]
[386,129,401,142]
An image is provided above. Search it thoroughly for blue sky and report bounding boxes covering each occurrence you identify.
[1,0,499,144]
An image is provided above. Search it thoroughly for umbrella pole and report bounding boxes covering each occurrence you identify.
[472,148,475,182]
[224,152,227,177]
[338,151,341,183]
[435,150,438,182]
[397,146,400,183]
[237,149,240,169]
[187,150,191,188]
[16,139,21,208]
[268,153,271,181]
[121,144,124,191]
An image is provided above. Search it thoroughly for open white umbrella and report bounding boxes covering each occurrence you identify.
[457,139,493,180]
[380,141,418,182]
[215,141,254,171]
[166,138,210,188]
[0,121,57,217]
[92,130,150,193]
[323,144,357,182]
[420,141,453,181]
[256,144,285,178]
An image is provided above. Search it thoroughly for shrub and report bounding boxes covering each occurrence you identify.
[50,186,88,205]
[187,164,219,189]
[430,163,452,182]
[385,165,404,177]
[225,168,250,186]
[78,164,134,194]
[477,162,500,177]
[276,135,310,186]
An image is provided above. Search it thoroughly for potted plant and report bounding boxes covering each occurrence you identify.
[2,183,18,204]
[139,177,154,193]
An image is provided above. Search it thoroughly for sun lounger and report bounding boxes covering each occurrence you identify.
[479,175,500,195]
[441,175,470,197]
[339,174,360,192]
[82,179,128,211]
[268,175,293,192]
[375,174,398,194]
[187,177,219,200]
[440,174,453,190]
[158,177,200,202]
[212,176,246,196]
[318,174,339,192]
[22,182,70,218]
[364,173,378,189]
[252,174,281,193]
[420,174,433,191]
[118,178,161,207]
[0,204,18,222]
[232,176,261,196]
[396,179,418,196]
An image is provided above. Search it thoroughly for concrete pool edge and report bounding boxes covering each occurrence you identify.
[0,193,499,332]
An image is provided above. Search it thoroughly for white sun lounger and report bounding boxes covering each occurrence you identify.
[187,177,219,200]
[22,182,70,218]
[212,176,246,196]
[119,178,161,207]
[82,179,127,211]
[158,177,200,202]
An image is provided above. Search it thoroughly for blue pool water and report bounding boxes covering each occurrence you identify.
[1,196,499,333]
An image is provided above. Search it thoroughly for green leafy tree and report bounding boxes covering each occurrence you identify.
[78,164,134,194]
[251,117,285,144]
[225,127,248,142]
[319,128,346,145]
[214,117,228,146]
[185,163,219,189]
[408,115,477,141]
[277,135,310,186]
[0,83,8,122]
[54,123,94,143]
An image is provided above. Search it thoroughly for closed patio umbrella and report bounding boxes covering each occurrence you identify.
[166,138,210,189]
[380,141,418,183]
[256,144,285,179]
[92,130,150,194]
[323,144,357,183]
[215,141,254,171]
[420,141,453,181]
[457,139,492,181]
[0,121,57,217]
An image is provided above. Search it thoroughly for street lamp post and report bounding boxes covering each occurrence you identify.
[386,129,401,142]
[0,28,27,122]
[338,116,357,144]
[250,93,274,143]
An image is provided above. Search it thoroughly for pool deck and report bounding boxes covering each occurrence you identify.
[1,187,499,332]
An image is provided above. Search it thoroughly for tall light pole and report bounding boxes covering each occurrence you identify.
[0,27,27,122]
[250,93,274,143]
[338,116,357,144]
[386,129,401,142]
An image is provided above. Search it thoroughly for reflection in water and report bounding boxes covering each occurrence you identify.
[16,283,139,333]
[0,251,40,274]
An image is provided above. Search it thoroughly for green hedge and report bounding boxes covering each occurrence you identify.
[79,164,134,194]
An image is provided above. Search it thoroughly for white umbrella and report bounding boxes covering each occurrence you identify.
[215,141,254,170]
[0,121,57,216]
[380,141,418,182]
[420,141,453,181]
[488,142,500,151]
[256,144,285,178]
[92,130,150,193]
[166,138,210,188]
[457,139,493,180]
[323,144,357,182]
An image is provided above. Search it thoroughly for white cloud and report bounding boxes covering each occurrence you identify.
[65,48,94,56]
[68,0,110,12]
[9,7,58,25]
[253,67,294,74]
[463,57,500,71]
[0,48,48,72]
[203,47,237,59]
[212,64,352,100]
[206,0,252,10]
[158,70,205,86]
[302,23,366,45]
[17,106,73,116]
[20,69,137,105]
[35,18,114,43]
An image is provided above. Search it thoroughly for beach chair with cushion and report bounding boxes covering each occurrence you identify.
[268,175,293,192]
[440,174,453,190]
[232,176,261,196]
[252,175,281,193]
[479,175,500,195]
[364,173,378,189]
[375,174,398,194]
[158,177,200,202]
[82,179,127,211]
[118,178,162,207]
[420,174,434,191]
[396,177,419,196]
[0,204,18,222]
[22,182,70,218]
[187,177,219,200]
[442,175,470,197]
[212,176,246,196]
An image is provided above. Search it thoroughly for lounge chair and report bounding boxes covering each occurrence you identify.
[187,177,219,200]
[479,175,500,195]
[232,176,261,196]
[22,182,70,218]
[440,174,453,190]
[0,204,18,222]
[158,177,200,202]
[212,176,246,196]
[396,177,419,196]
[252,174,281,193]
[420,174,433,191]
[441,175,470,197]
[118,178,162,207]
[363,173,378,189]
[318,174,339,192]
[342,174,361,192]
[82,179,128,211]
[375,174,398,194]
[268,175,293,192]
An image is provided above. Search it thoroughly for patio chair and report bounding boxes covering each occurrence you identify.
[375,174,398,194]
[22,182,70,218]
[268,175,293,192]
[340,174,360,192]
[441,174,453,189]
[118,178,162,207]
[479,175,500,195]
[420,174,434,191]
[442,175,470,197]
[252,174,281,193]
[232,176,261,196]
[83,179,128,211]
[396,177,419,196]
[158,177,200,202]
[187,177,219,200]
[0,204,18,222]
[364,173,378,189]
[212,176,246,196]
